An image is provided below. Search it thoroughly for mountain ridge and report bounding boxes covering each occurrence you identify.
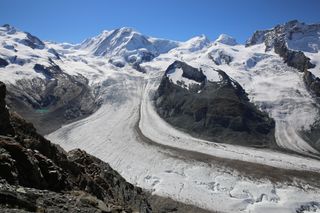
[1,20,320,212]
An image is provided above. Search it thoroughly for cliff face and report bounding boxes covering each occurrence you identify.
[155,61,276,148]
[246,20,320,97]
[0,81,151,212]
[6,61,100,135]
[0,82,14,136]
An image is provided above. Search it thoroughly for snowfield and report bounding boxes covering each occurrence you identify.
[47,65,320,212]
[1,24,320,212]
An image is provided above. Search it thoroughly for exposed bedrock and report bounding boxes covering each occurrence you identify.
[155,61,276,148]
[6,61,101,135]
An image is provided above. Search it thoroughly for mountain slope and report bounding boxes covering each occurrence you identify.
[142,21,320,155]
[246,20,320,96]
[245,20,320,152]
[1,21,320,213]
[155,61,275,147]
[0,24,101,134]
[73,27,180,69]
[0,81,151,212]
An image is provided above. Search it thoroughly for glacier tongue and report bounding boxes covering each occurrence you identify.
[2,22,320,213]
[47,66,320,213]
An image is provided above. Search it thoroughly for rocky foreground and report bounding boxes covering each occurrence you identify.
[0,81,152,212]
[0,80,215,213]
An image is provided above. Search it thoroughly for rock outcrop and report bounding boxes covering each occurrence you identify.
[304,71,320,97]
[0,57,9,67]
[246,20,320,96]
[155,61,276,148]
[273,38,315,72]
[208,49,233,65]
[0,82,14,136]
[0,81,151,212]
[6,60,100,135]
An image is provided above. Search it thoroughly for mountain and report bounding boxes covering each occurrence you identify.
[214,34,237,46]
[70,27,180,69]
[2,21,320,153]
[168,35,211,55]
[154,61,275,147]
[0,81,212,213]
[246,20,320,96]
[1,21,320,212]
[0,81,151,212]
[0,24,99,135]
[246,20,320,53]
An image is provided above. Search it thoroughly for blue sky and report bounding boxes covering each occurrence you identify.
[1,0,319,44]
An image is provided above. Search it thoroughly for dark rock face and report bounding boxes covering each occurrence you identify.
[33,63,63,79]
[21,32,45,50]
[0,57,9,67]
[0,182,124,213]
[155,61,276,147]
[48,48,61,60]
[2,24,17,34]
[304,71,320,97]
[0,81,151,212]
[165,61,206,83]
[246,20,320,51]
[108,58,125,68]
[247,20,320,97]
[208,49,233,65]
[6,61,100,134]
[273,38,315,73]
[0,82,14,136]
[246,20,316,72]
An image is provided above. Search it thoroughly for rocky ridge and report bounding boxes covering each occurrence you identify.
[0,81,151,212]
[0,25,100,134]
[246,20,320,96]
[155,61,276,147]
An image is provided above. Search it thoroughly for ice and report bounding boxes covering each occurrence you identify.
[214,34,238,46]
[2,24,320,212]
[166,67,201,88]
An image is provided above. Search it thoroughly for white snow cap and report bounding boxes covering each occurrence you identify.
[215,34,237,46]
[177,34,211,52]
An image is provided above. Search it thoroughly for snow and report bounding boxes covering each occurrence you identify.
[286,25,320,53]
[46,36,320,212]
[304,52,320,78]
[214,34,237,46]
[165,42,320,156]
[200,65,221,82]
[2,24,320,212]
[166,67,201,88]
[73,27,180,65]
[47,66,320,213]
[168,35,211,54]
[140,74,320,171]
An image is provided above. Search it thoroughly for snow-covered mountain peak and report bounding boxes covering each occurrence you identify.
[72,27,181,68]
[214,34,237,46]
[1,24,17,34]
[184,34,211,50]
[164,60,206,89]
[246,20,320,53]
[167,35,211,55]
[117,26,138,34]
[0,24,45,51]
